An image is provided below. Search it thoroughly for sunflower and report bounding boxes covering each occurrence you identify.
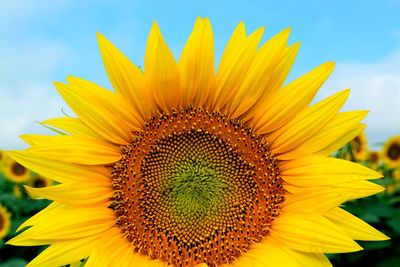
[0,204,11,239]
[7,18,388,267]
[350,132,367,161]
[367,150,380,170]
[26,175,53,198]
[382,135,400,168]
[0,149,6,166]
[3,156,31,183]
[28,175,53,189]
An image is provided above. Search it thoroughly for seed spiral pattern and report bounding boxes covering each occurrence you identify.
[111,107,284,267]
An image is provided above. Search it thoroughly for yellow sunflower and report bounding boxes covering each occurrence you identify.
[367,150,380,170]
[350,132,367,161]
[0,204,11,239]
[382,135,400,168]
[0,149,6,166]
[7,18,388,267]
[3,156,31,183]
[26,175,53,198]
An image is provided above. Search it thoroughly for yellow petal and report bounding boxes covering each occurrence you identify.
[321,124,366,156]
[145,21,182,109]
[178,17,214,106]
[245,42,300,123]
[269,89,350,156]
[334,181,385,200]
[20,134,56,146]
[211,25,264,110]
[326,207,389,241]
[98,33,155,120]
[10,205,114,244]
[228,28,290,118]
[55,80,139,145]
[282,250,332,267]
[254,62,335,134]
[25,181,112,206]
[239,238,301,267]
[283,187,352,214]
[282,111,368,158]
[280,156,383,187]
[17,202,65,231]
[84,227,128,267]
[26,234,100,267]
[26,135,121,165]
[42,117,102,138]
[271,212,362,253]
[6,150,110,183]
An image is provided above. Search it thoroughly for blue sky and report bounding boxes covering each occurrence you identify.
[1,0,400,149]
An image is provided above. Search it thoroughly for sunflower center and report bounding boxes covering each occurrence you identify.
[353,136,362,153]
[33,177,46,188]
[11,162,27,176]
[388,143,400,160]
[111,107,284,267]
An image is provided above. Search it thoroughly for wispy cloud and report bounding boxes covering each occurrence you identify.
[322,49,400,148]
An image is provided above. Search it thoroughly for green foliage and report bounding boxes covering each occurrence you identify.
[0,171,50,264]
[329,142,400,266]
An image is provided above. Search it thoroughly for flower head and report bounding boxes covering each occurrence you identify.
[382,135,400,168]
[0,204,11,240]
[350,132,368,161]
[7,18,388,267]
[3,154,31,183]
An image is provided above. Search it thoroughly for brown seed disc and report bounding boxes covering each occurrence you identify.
[11,162,27,176]
[111,107,284,267]
[388,142,400,161]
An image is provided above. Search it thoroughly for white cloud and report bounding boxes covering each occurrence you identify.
[0,83,69,149]
[321,49,400,148]
[0,40,71,150]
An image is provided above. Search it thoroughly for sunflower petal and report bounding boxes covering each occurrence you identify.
[335,181,385,199]
[245,42,300,123]
[321,124,366,156]
[84,227,130,267]
[326,207,389,241]
[280,156,383,187]
[229,28,290,117]
[42,117,102,138]
[283,249,332,267]
[55,80,139,145]
[10,205,114,244]
[25,234,100,267]
[25,181,112,206]
[282,111,368,158]
[271,212,362,253]
[98,33,155,120]
[240,238,301,267]
[26,135,121,165]
[17,202,65,231]
[6,150,110,183]
[145,21,182,109]
[269,89,350,156]
[211,25,264,109]
[254,62,335,134]
[178,17,214,106]
[283,187,351,214]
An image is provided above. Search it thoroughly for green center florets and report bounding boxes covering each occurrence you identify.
[167,160,224,218]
